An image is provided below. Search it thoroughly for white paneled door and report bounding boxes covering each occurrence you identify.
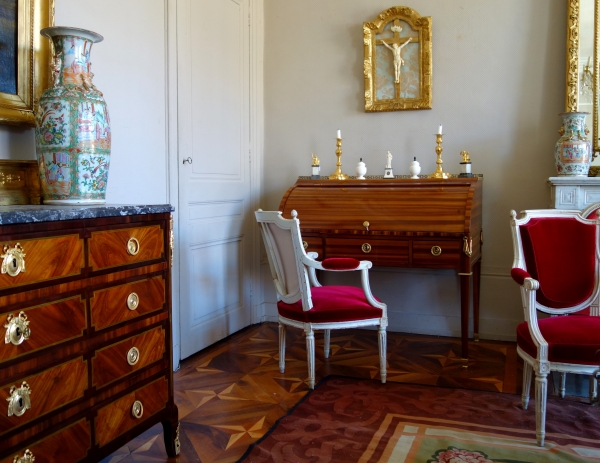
[177,0,253,358]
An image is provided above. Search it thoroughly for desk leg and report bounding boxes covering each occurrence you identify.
[473,260,481,342]
[459,272,471,366]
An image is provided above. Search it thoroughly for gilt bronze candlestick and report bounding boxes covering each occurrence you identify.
[329,137,349,180]
[428,133,449,179]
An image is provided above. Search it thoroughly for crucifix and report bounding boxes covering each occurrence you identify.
[377,20,418,98]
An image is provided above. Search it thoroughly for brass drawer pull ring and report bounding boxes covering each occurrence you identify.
[127,347,140,366]
[431,246,442,256]
[4,312,31,346]
[7,381,31,417]
[302,241,308,250]
[1,243,26,277]
[13,449,35,463]
[126,237,140,256]
[127,292,139,311]
[131,400,144,419]
[362,243,372,254]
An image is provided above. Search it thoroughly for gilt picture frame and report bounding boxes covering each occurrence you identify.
[0,0,54,126]
[363,6,432,112]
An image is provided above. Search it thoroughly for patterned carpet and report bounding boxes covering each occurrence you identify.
[238,376,600,463]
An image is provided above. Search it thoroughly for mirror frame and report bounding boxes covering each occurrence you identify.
[566,0,599,154]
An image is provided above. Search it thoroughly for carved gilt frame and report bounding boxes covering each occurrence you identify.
[363,6,432,112]
[0,0,54,126]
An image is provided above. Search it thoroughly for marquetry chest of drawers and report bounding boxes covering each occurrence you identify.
[0,205,179,463]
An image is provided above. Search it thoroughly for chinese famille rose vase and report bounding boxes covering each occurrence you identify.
[555,112,592,176]
[35,27,110,204]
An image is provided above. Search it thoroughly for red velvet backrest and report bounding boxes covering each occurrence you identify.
[519,217,596,308]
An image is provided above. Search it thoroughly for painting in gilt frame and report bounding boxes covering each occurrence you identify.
[0,0,54,126]
[364,6,432,112]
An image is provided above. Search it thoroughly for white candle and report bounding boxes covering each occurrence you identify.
[337,129,341,139]
[437,124,443,135]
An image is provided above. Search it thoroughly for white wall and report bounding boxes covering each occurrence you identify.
[261,0,566,341]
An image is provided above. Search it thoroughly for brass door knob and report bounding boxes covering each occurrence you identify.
[4,312,31,346]
[131,400,144,419]
[127,347,140,366]
[7,382,31,417]
[361,243,372,253]
[126,237,140,256]
[431,246,442,256]
[1,243,26,277]
[127,292,139,311]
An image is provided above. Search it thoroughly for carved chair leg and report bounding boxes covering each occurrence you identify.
[522,361,532,409]
[535,372,548,447]
[378,325,387,384]
[278,322,286,374]
[305,326,315,389]
[559,372,566,398]
[324,329,330,359]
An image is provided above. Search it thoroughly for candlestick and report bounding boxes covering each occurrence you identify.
[337,129,341,138]
[428,133,449,179]
[437,124,443,135]
[328,137,349,180]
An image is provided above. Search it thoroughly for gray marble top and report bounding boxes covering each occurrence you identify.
[0,204,174,225]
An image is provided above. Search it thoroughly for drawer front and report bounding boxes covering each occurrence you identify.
[91,276,166,330]
[0,296,86,364]
[0,235,83,289]
[92,326,165,388]
[95,376,168,447]
[89,225,164,271]
[412,240,461,268]
[326,237,409,267]
[0,419,90,463]
[0,358,87,435]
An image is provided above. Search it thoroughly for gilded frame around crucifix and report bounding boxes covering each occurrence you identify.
[364,6,432,112]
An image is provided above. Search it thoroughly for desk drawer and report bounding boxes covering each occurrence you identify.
[0,419,90,463]
[0,296,85,364]
[412,240,461,268]
[91,276,166,330]
[92,326,165,389]
[0,358,87,435]
[326,238,409,267]
[89,225,164,271]
[95,376,168,447]
[0,235,83,289]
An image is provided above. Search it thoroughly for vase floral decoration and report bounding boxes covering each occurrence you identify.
[35,27,110,204]
[554,112,592,176]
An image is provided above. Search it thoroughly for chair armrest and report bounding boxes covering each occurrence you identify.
[307,251,319,260]
[302,254,372,271]
[511,268,539,290]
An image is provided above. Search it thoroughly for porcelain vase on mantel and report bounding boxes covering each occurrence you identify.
[554,112,592,176]
[35,27,110,204]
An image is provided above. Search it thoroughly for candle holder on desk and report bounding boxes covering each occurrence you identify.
[428,133,449,179]
[329,138,349,180]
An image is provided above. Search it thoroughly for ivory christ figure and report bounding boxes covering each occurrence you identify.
[381,37,412,84]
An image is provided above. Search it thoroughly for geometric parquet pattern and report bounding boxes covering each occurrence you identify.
[101,322,522,463]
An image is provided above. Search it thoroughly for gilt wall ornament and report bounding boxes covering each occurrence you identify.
[364,6,432,112]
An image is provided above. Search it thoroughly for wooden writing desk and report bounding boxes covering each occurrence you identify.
[279,177,483,363]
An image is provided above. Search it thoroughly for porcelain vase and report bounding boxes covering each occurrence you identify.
[554,112,592,176]
[35,27,110,204]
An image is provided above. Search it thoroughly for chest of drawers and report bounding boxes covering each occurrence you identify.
[0,205,179,463]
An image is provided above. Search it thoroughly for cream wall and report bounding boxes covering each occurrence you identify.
[261,0,566,340]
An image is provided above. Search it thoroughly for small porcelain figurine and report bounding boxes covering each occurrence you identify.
[356,158,367,179]
[383,151,394,178]
[409,157,421,179]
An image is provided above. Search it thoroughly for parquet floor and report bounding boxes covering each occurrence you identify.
[102,322,522,463]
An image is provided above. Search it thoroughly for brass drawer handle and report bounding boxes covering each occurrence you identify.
[126,237,140,256]
[363,221,370,231]
[1,243,26,277]
[131,400,144,419]
[7,381,31,417]
[431,246,442,256]
[302,241,308,250]
[362,243,372,253]
[127,347,140,366]
[13,449,35,463]
[127,292,139,311]
[4,312,31,346]
[463,236,473,257]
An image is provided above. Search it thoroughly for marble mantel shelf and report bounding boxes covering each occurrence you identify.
[548,177,600,210]
[0,204,174,225]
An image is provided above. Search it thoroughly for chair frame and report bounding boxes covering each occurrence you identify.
[256,210,388,389]
[510,208,600,446]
